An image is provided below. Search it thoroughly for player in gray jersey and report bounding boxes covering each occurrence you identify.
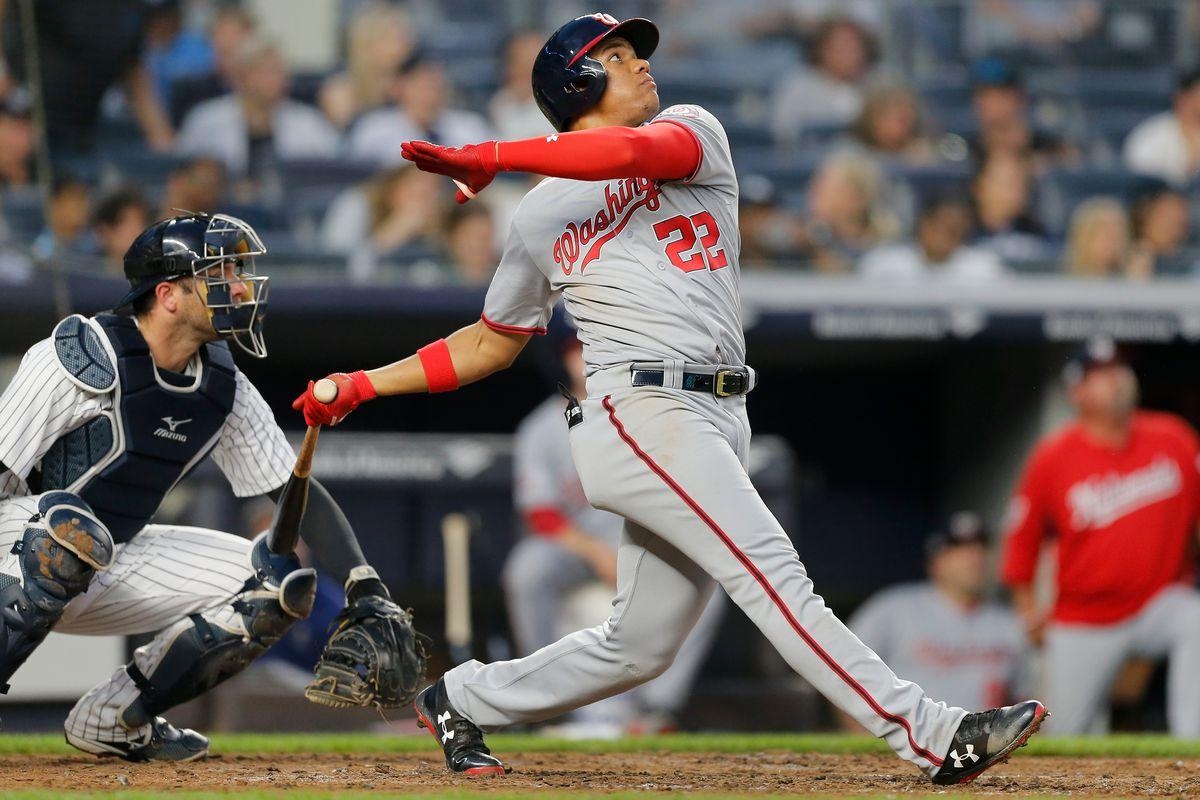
[295,13,1045,784]
[849,513,1030,714]
[0,213,422,761]
[506,331,723,735]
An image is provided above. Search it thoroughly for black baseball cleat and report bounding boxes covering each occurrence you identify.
[414,678,510,776]
[931,700,1047,785]
[67,716,209,762]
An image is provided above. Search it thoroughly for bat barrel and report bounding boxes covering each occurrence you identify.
[442,513,473,664]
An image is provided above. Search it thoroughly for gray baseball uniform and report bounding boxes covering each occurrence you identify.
[850,583,1030,713]
[505,394,724,721]
[444,105,966,775]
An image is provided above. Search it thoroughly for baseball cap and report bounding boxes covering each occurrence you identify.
[1062,336,1125,387]
[970,57,1021,90]
[0,90,32,119]
[925,511,988,558]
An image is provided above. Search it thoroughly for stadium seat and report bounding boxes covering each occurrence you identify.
[1036,169,1158,236]
[2,190,44,246]
[103,151,188,189]
[279,159,378,195]
[220,201,287,232]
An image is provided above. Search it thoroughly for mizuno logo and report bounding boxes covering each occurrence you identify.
[154,416,192,442]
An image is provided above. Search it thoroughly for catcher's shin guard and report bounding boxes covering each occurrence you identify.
[0,492,114,693]
[65,536,315,754]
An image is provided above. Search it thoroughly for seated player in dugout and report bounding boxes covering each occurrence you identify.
[295,12,1046,786]
[848,512,1030,721]
[0,213,427,761]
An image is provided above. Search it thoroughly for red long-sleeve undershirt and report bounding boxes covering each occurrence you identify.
[492,120,701,183]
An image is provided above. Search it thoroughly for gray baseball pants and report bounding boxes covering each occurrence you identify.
[1044,585,1200,736]
[504,533,725,718]
[446,379,965,775]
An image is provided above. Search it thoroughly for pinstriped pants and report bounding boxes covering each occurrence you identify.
[445,385,965,777]
[0,495,254,636]
[0,495,255,744]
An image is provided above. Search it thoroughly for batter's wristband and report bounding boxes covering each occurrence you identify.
[417,339,459,393]
[347,370,377,401]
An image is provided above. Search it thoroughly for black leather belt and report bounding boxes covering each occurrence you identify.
[630,367,751,397]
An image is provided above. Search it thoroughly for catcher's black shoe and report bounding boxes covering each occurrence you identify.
[67,716,209,762]
[414,679,509,776]
[931,700,1047,785]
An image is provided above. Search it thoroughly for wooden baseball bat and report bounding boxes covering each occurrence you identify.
[267,378,337,554]
[442,513,473,664]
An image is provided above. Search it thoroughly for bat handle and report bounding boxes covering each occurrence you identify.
[295,425,321,479]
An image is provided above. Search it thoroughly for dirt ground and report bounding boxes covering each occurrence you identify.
[4,752,1195,795]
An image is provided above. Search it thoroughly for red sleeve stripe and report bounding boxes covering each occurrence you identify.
[525,507,570,537]
[650,118,704,183]
[481,314,547,335]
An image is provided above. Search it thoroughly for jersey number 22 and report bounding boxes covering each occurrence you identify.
[653,212,728,273]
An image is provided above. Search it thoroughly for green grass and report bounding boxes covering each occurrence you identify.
[3,794,1034,800]
[0,731,1197,758]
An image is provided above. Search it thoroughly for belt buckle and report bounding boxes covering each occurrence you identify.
[714,368,745,397]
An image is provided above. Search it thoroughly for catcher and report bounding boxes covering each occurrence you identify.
[0,212,426,760]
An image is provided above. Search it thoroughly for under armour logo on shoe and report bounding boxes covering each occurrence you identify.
[951,744,979,768]
[437,711,455,744]
[546,134,559,143]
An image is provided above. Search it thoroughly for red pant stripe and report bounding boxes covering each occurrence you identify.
[602,396,943,767]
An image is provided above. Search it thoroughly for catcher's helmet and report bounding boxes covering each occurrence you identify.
[118,212,271,358]
[532,12,659,132]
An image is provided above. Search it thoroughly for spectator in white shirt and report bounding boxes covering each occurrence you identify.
[348,52,493,166]
[318,1,414,131]
[490,30,553,142]
[860,193,1006,282]
[1123,69,1200,187]
[771,15,879,143]
[175,37,339,181]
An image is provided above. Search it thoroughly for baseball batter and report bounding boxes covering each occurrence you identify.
[294,13,1045,784]
[0,213,426,761]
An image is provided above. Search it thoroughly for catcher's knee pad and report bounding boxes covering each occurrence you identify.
[119,538,316,728]
[0,492,114,693]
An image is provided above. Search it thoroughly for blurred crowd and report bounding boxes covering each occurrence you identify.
[4,0,1200,284]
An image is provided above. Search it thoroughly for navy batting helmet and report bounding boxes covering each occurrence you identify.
[532,12,659,132]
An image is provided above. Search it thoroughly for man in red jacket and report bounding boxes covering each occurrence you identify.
[1002,337,1200,734]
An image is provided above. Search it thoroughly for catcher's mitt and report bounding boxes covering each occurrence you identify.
[304,595,430,709]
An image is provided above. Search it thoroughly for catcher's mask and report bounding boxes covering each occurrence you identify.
[119,213,270,358]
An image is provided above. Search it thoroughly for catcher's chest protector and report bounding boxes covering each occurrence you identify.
[39,314,236,543]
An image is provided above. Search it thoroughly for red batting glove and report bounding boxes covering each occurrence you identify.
[400,140,498,203]
[291,370,378,426]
